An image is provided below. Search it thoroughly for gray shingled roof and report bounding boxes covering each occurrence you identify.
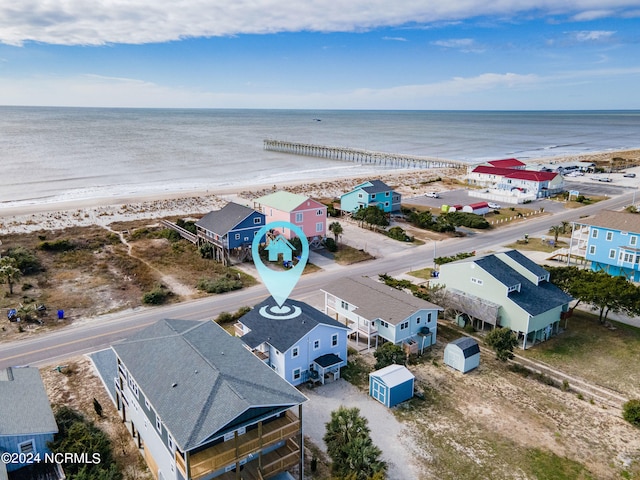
[322,276,442,326]
[449,337,480,358]
[360,179,394,194]
[476,255,572,316]
[578,210,640,233]
[112,319,306,452]
[238,298,348,352]
[0,367,58,436]
[195,202,259,236]
[502,249,549,279]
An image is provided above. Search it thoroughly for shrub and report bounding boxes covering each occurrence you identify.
[323,237,338,252]
[6,246,44,274]
[38,239,75,252]
[176,218,197,234]
[197,275,243,294]
[373,342,405,369]
[142,286,171,305]
[623,399,640,427]
[485,327,518,361]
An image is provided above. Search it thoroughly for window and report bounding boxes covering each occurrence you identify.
[631,236,638,246]
[400,321,409,330]
[589,245,596,255]
[332,334,338,347]
[295,212,303,223]
[358,193,363,198]
[380,321,388,328]
[292,346,299,358]
[341,300,349,309]
[591,229,598,239]
[606,231,613,241]
[128,376,139,398]
[156,414,162,433]
[427,312,432,322]
[18,440,35,454]
[316,222,324,232]
[471,277,483,286]
[293,368,301,381]
[317,209,324,216]
[313,339,320,350]
[416,317,421,324]
[253,217,261,224]
[624,252,634,263]
[145,398,150,410]
[609,249,616,259]
[385,202,389,207]
[235,233,240,240]
[385,192,390,197]
[168,434,175,452]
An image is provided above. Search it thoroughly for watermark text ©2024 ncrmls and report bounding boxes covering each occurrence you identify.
[1,451,101,465]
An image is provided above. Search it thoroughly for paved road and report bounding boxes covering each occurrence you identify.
[0,190,635,369]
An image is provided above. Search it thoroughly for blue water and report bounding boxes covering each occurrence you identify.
[1,107,639,205]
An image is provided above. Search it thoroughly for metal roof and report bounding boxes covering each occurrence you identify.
[238,298,348,352]
[0,367,58,436]
[322,276,441,325]
[112,319,306,452]
[254,191,312,212]
[369,364,414,388]
[448,337,480,358]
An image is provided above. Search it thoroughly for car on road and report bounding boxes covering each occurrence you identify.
[624,173,636,178]
[488,202,502,209]
[597,177,613,182]
[425,192,440,198]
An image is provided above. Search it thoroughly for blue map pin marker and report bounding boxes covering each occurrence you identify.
[252,221,309,316]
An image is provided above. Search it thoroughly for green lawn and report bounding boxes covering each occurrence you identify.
[521,310,640,398]
[407,266,434,280]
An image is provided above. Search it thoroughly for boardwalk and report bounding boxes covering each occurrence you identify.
[264,139,468,169]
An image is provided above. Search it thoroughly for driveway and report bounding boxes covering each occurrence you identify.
[303,379,425,480]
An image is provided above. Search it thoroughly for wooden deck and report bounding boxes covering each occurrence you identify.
[183,410,300,480]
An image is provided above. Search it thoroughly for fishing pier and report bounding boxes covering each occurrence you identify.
[263,139,467,170]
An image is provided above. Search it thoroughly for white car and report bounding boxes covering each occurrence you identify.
[488,202,501,209]
[425,192,440,198]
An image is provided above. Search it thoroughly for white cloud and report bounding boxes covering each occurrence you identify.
[570,10,615,21]
[572,30,616,41]
[0,0,638,46]
[431,38,484,53]
[382,36,407,41]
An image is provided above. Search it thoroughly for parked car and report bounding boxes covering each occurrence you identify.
[597,177,613,182]
[488,202,502,209]
[425,192,440,198]
[624,173,636,178]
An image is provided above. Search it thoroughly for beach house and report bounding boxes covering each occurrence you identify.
[468,165,564,198]
[0,367,60,478]
[340,179,401,214]
[253,191,327,246]
[322,276,441,353]
[571,211,640,282]
[431,250,573,349]
[98,318,307,480]
[235,298,349,387]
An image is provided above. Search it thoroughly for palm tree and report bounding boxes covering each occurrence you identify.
[549,225,563,244]
[0,256,21,295]
[328,221,343,243]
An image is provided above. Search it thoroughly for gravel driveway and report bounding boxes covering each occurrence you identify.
[302,379,424,480]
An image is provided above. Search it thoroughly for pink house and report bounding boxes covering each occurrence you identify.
[254,191,327,243]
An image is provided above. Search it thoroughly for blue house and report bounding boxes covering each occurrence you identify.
[0,367,59,476]
[92,319,307,480]
[369,364,415,408]
[265,235,296,262]
[235,298,349,386]
[340,179,401,214]
[195,202,265,264]
[573,211,640,282]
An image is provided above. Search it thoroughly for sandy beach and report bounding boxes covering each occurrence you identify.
[1,148,639,235]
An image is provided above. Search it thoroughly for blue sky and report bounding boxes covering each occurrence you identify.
[1,1,639,109]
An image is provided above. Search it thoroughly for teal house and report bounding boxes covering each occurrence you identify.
[432,250,572,349]
[340,179,401,214]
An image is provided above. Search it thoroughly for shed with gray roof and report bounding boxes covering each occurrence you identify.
[444,337,480,373]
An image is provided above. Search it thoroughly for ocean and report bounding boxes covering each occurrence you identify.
[1,107,639,206]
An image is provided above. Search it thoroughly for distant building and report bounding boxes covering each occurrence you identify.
[340,180,402,214]
[96,319,307,480]
[484,158,526,170]
[0,367,59,477]
[235,298,349,387]
[322,276,440,352]
[254,191,327,246]
[432,250,572,349]
[572,211,640,282]
[461,201,490,215]
[468,165,564,198]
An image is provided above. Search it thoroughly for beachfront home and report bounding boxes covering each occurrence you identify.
[340,180,402,214]
[0,367,60,478]
[253,191,327,246]
[571,211,640,282]
[195,202,265,264]
[98,318,307,480]
[431,250,573,349]
[468,165,564,198]
[235,298,349,387]
[322,276,441,353]
[484,158,526,170]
